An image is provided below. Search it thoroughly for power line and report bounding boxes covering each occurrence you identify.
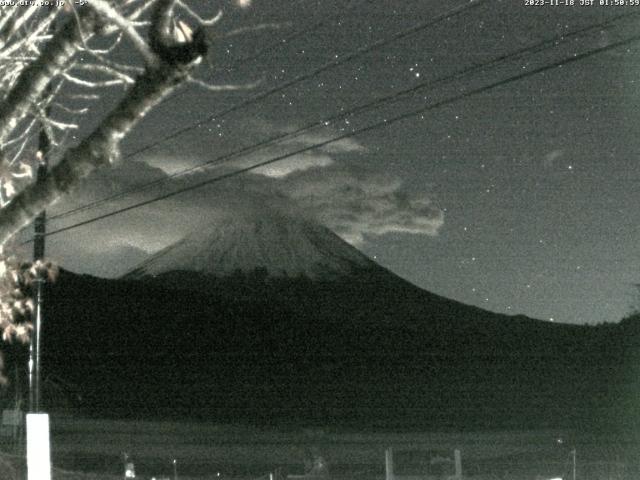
[47,11,638,223]
[24,29,640,243]
[48,0,487,222]
[122,0,487,160]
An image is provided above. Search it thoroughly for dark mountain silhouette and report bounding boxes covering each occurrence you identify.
[4,199,639,431]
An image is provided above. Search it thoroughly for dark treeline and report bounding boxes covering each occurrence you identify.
[2,268,639,433]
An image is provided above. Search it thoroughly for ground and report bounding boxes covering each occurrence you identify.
[2,416,637,479]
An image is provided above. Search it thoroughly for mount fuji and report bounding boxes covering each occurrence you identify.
[125,197,378,281]
[5,196,636,430]
[120,197,499,331]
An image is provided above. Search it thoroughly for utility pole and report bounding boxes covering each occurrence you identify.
[26,9,54,480]
[25,83,52,480]
[29,124,49,414]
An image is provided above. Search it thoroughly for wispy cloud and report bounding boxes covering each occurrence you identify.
[250,127,366,178]
[253,152,335,178]
[271,164,444,245]
[543,149,563,167]
[27,120,444,276]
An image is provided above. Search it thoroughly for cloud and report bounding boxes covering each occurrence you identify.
[19,120,443,276]
[50,241,149,278]
[281,133,365,154]
[142,154,203,175]
[249,126,366,178]
[221,122,443,245]
[11,161,218,276]
[137,121,366,181]
[270,164,444,245]
[543,149,563,167]
[253,152,334,178]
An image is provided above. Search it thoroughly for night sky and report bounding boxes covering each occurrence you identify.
[23,0,640,325]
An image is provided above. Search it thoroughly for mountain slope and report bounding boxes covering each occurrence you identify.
[30,269,632,431]
[126,198,377,280]
[1,199,636,431]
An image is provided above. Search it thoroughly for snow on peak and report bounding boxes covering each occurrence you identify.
[127,196,378,280]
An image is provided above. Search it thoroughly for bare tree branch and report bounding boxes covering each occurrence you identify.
[73,63,136,84]
[176,1,223,27]
[126,0,162,23]
[188,76,261,92]
[149,0,208,65]
[0,0,228,345]
[52,104,90,116]
[151,0,177,48]
[62,73,128,89]
[220,22,292,39]
[90,0,158,67]
[0,8,101,147]
[4,119,37,149]
[82,46,144,74]
[0,1,208,246]
[8,136,30,167]
[0,5,41,48]
[64,93,101,101]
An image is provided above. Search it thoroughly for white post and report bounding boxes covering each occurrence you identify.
[453,449,462,479]
[385,447,394,480]
[26,413,51,480]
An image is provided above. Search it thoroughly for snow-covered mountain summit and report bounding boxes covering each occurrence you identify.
[126,196,378,280]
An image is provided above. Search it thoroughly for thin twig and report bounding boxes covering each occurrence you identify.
[89,0,158,67]
[176,1,223,27]
[220,22,292,38]
[62,73,127,88]
[188,76,261,92]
